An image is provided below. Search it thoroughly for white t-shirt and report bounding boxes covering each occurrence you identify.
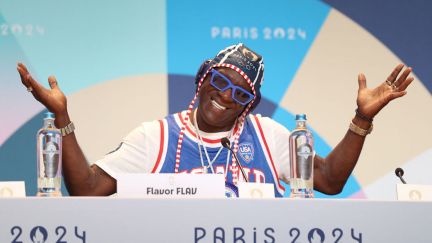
[95,111,291,184]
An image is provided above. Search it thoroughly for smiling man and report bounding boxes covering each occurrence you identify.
[17,43,414,196]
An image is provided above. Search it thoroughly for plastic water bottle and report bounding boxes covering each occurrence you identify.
[36,112,62,196]
[289,114,314,198]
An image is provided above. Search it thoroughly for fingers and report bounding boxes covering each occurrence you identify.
[397,76,414,91]
[25,71,43,93]
[385,64,404,83]
[384,64,415,93]
[17,63,46,95]
[17,62,34,88]
[357,73,367,90]
[17,63,31,88]
[393,66,412,87]
[48,76,59,90]
[17,62,30,72]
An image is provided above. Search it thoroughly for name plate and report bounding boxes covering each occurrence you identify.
[117,173,225,198]
[238,182,275,198]
[0,181,26,197]
[397,183,432,201]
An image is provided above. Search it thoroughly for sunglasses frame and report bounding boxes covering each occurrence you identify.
[209,69,254,106]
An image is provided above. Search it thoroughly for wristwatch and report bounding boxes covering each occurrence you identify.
[60,121,75,137]
[349,122,373,136]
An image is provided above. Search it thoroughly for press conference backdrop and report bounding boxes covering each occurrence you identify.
[0,0,431,197]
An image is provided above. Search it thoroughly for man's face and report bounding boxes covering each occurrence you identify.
[196,67,253,133]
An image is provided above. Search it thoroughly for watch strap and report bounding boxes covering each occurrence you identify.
[349,122,373,136]
[60,121,75,137]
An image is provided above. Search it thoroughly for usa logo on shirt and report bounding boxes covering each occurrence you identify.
[238,143,254,163]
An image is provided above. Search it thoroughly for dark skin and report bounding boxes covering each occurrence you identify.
[194,68,251,132]
[17,63,414,195]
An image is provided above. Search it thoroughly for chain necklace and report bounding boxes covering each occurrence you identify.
[193,109,234,177]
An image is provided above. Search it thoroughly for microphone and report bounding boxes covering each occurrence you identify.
[395,167,407,184]
[221,138,248,182]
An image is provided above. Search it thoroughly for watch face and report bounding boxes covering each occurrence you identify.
[225,181,239,198]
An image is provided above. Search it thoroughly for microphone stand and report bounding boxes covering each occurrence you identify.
[221,138,248,182]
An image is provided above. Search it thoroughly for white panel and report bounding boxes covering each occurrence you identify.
[1,198,432,242]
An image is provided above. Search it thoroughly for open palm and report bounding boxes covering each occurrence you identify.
[356,64,414,119]
[17,63,67,115]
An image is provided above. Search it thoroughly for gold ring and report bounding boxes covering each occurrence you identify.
[386,79,393,86]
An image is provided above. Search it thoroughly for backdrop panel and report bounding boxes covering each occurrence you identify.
[0,0,430,198]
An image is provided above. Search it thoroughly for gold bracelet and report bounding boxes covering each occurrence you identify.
[349,122,373,136]
[60,121,75,137]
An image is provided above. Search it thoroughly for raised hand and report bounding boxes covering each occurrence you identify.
[356,64,414,119]
[17,63,67,115]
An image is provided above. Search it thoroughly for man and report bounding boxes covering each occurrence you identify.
[17,43,414,196]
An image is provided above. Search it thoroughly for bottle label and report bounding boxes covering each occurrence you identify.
[42,141,60,178]
[297,144,312,159]
[296,143,313,180]
[43,141,59,158]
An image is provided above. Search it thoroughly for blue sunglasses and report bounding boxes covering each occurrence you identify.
[209,69,254,106]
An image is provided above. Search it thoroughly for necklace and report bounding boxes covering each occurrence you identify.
[193,109,234,176]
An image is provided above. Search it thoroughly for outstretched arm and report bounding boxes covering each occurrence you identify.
[313,64,414,194]
[17,63,116,196]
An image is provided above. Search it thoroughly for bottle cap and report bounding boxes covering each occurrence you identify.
[295,114,307,121]
[44,112,55,119]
